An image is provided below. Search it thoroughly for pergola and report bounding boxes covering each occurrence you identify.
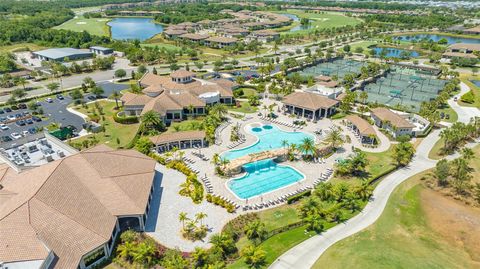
[149,131,207,153]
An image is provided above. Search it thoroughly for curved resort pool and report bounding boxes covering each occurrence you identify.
[227,159,304,199]
[222,123,314,161]
[223,123,313,199]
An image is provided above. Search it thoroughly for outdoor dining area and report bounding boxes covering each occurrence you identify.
[149,130,208,153]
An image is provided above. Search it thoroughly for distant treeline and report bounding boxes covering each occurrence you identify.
[265,1,422,11]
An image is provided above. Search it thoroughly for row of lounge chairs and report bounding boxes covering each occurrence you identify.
[192,148,209,161]
[260,116,304,129]
[226,135,246,149]
[210,193,241,210]
[185,163,200,174]
[182,156,196,164]
[242,187,312,211]
[201,175,213,194]
[312,168,333,186]
[215,120,232,145]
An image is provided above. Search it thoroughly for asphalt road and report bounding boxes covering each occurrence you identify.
[0,82,128,147]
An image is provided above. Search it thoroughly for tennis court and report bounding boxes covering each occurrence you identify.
[363,67,446,112]
[296,59,366,80]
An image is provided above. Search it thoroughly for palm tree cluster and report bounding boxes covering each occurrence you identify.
[335,151,369,177]
[140,111,166,135]
[299,181,372,232]
[439,118,480,155]
[325,126,345,150]
[432,148,476,196]
[203,104,228,143]
[115,230,160,267]
[392,139,416,167]
[419,78,459,125]
[178,212,208,241]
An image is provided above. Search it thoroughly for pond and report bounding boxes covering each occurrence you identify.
[281,13,314,32]
[394,34,480,45]
[108,17,164,41]
[471,80,480,87]
[372,47,420,58]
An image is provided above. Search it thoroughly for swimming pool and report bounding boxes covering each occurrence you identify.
[222,123,314,160]
[227,159,304,199]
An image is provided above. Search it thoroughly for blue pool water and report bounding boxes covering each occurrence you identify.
[227,159,304,199]
[222,124,314,160]
[108,17,164,41]
[394,34,480,45]
[373,47,420,58]
[471,80,480,87]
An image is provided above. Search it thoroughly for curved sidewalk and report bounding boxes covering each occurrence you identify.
[269,130,439,269]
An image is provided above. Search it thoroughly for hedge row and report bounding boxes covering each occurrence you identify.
[113,112,139,124]
[287,190,312,204]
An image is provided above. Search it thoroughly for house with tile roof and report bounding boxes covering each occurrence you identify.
[0,145,157,269]
[120,71,236,123]
[370,107,429,138]
[282,91,339,120]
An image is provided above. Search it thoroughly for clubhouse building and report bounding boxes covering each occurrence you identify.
[120,70,236,124]
[282,91,339,120]
[0,145,157,269]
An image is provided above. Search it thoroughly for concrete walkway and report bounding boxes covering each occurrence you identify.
[448,82,480,124]
[270,91,480,269]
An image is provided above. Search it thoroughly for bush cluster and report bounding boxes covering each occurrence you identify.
[206,194,236,213]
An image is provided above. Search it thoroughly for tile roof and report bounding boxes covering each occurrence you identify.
[371,107,415,128]
[0,145,156,267]
[283,91,339,110]
[346,115,376,136]
[170,69,196,79]
[206,36,238,43]
[448,43,480,51]
[120,92,153,106]
[149,130,206,145]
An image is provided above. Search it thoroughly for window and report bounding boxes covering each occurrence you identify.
[83,247,105,267]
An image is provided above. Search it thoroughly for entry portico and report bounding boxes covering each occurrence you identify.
[282,91,339,120]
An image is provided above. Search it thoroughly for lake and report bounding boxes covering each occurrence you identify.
[471,80,480,87]
[373,47,420,58]
[282,13,314,32]
[394,34,480,45]
[108,17,164,41]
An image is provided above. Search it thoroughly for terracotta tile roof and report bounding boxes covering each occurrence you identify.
[316,75,332,82]
[170,69,196,79]
[346,115,376,136]
[283,91,339,111]
[149,130,205,145]
[121,92,153,106]
[206,36,238,43]
[164,29,187,36]
[252,29,279,37]
[142,84,164,95]
[319,80,339,88]
[448,43,480,51]
[465,25,480,33]
[141,91,205,115]
[443,52,478,59]
[0,145,156,267]
[179,33,209,41]
[371,107,415,128]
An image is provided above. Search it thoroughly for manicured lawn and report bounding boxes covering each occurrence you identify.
[428,137,445,160]
[228,102,259,114]
[313,171,478,269]
[53,16,110,36]
[459,77,480,108]
[69,101,140,149]
[234,87,258,98]
[276,10,361,35]
[166,118,204,133]
[141,42,182,51]
[438,105,458,123]
[331,146,395,185]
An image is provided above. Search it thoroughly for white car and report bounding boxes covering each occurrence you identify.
[10,132,22,140]
[0,124,9,130]
[7,115,16,121]
[22,130,29,136]
[45,98,53,103]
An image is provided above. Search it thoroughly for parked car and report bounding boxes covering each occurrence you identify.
[28,127,37,134]
[18,103,27,109]
[22,130,29,136]
[1,136,12,142]
[4,107,12,113]
[15,113,22,119]
[10,132,22,140]
[0,109,4,114]
[7,115,16,121]
[0,124,9,130]
[45,97,53,103]
[56,94,64,100]
[25,118,33,124]
[454,96,458,101]
[16,120,26,126]
[87,95,96,101]
[32,116,42,122]
[0,117,6,122]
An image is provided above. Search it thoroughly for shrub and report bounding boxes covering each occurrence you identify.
[287,190,311,204]
[460,90,475,104]
[113,112,139,124]
[206,194,236,213]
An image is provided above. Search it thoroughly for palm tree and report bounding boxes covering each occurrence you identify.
[132,241,155,266]
[18,77,27,90]
[461,147,474,161]
[354,180,373,201]
[299,137,317,159]
[111,90,120,109]
[117,241,135,262]
[211,153,221,166]
[325,126,344,149]
[220,157,230,171]
[241,245,267,269]
[195,212,207,226]
[244,220,267,242]
[210,103,227,120]
[359,90,368,105]
[141,111,162,131]
[179,212,188,230]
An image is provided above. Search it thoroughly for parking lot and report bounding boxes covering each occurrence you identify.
[0,81,129,146]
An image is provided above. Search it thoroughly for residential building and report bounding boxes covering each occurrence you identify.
[282,91,339,120]
[247,29,280,43]
[205,36,238,48]
[33,48,93,62]
[345,115,377,144]
[179,33,210,43]
[370,107,429,137]
[120,70,236,123]
[442,43,480,59]
[463,25,480,35]
[89,46,114,55]
[0,145,157,269]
